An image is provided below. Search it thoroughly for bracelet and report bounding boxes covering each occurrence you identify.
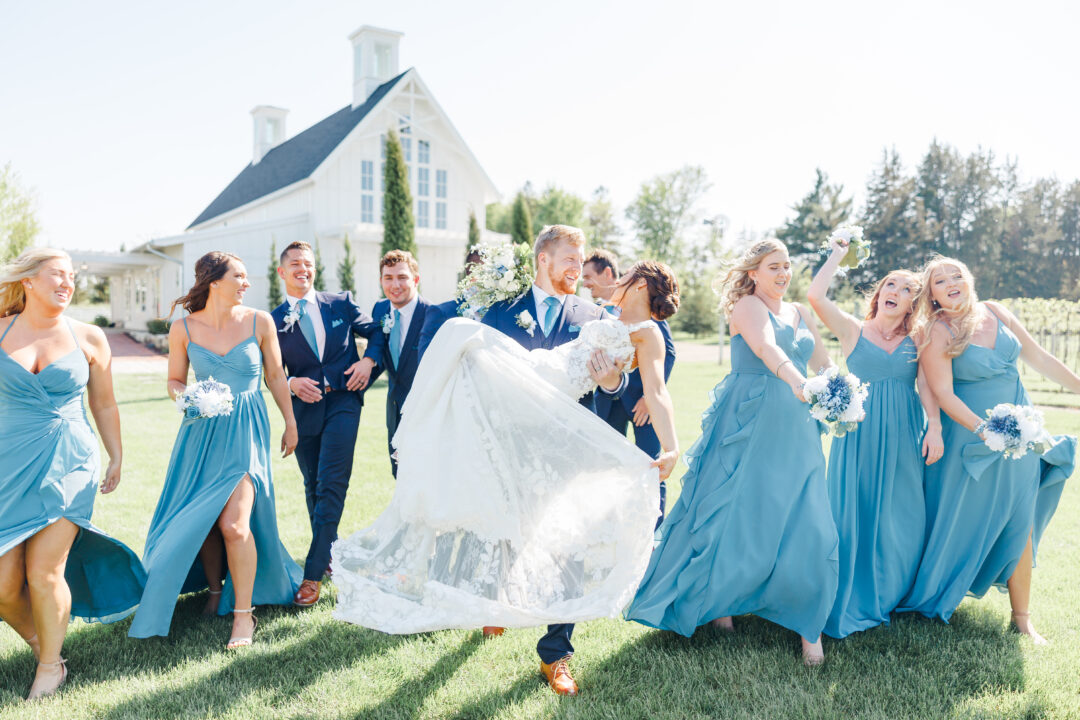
[774,359,792,376]
[973,421,987,435]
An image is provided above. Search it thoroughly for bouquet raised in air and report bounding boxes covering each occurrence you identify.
[978,403,1055,459]
[456,241,534,320]
[175,377,234,420]
[820,224,870,270]
[802,366,869,437]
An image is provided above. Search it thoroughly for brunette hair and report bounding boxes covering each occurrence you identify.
[585,249,619,279]
[380,249,419,277]
[279,240,313,265]
[0,247,71,317]
[169,251,242,317]
[621,260,680,320]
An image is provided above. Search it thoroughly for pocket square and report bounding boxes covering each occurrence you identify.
[332,318,344,328]
[569,325,581,333]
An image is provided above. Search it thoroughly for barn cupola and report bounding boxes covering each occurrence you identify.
[250,105,288,165]
[349,25,403,108]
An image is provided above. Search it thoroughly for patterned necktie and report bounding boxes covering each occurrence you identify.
[543,296,561,336]
[389,308,402,368]
[297,299,319,357]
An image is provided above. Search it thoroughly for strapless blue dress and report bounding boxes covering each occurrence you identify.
[627,312,839,641]
[128,316,301,638]
[898,317,1075,620]
[824,335,925,638]
[0,316,145,623]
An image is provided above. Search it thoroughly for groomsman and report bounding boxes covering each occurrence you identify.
[351,250,429,477]
[271,241,379,607]
[583,249,676,527]
[481,225,627,697]
[417,248,481,361]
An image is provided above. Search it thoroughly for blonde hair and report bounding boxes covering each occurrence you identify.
[718,238,787,317]
[912,256,979,357]
[864,269,921,334]
[534,225,585,263]
[0,247,71,317]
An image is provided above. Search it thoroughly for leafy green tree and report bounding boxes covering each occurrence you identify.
[533,185,586,230]
[338,234,356,294]
[267,238,283,308]
[625,165,710,266]
[511,192,533,245]
[775,169,852,265]
[313,237,327,291]
[485,202,511,234]
[381,131,416,255]
[584,186,620,253]
[0,162,39,260]
[673,279,719,338]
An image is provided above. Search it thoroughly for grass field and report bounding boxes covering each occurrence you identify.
[2,356,1080,719]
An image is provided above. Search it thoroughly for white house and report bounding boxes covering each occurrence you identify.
[75,25,503,330]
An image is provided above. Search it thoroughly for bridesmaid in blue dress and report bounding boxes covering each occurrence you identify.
[0,248,144,699]
[807,238,942,639]
[627,239,839,665]
[898,257,1078,643]
[128,252,302,647]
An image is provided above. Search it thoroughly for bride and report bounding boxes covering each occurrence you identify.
[331,260,680,633]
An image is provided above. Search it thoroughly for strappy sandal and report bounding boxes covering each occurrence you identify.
[26,659,67,701]
[226,608,257,650]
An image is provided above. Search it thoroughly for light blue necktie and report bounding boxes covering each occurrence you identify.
[542,296,561,336]
[389,308,402,368]
[297,299,319,357]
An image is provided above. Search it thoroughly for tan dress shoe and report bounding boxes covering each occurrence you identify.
[293,579,321,607]
[540,656,578,696]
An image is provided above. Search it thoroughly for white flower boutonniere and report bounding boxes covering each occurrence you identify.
[515,310,536,337]
[281,308,301,333]
[381,312,395,335]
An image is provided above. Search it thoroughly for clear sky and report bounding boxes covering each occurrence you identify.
[3,0,1079,251]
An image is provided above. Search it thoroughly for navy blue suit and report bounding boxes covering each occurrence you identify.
[417,299,461,362]
[272,291,379,582]
[364,296,431,477]
[482,289,626,664]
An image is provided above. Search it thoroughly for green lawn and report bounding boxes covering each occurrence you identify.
[2,360,1080,719]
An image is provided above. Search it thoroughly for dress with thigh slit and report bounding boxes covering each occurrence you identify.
[128,315,301,638]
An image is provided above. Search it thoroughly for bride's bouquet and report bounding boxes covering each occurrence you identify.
[820,224,870,270]
[175,377,234,420]
[456,241,534,320]
[802,366,869,436]
[978,403,1056,459]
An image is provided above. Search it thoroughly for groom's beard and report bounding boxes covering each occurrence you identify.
[546,266,579,296]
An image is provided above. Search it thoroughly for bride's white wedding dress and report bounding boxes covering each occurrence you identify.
[331,317,660,633]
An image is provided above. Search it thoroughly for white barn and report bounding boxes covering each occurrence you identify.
[76,25,502,330]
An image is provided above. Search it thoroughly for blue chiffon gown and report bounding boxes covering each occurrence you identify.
[0,315,145,623]
[824,335,925,638]
[128,315,301,638]
[627,311,839,641]
[898,316,1076,621]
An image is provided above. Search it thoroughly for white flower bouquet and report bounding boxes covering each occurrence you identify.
[456,241,534,320]
[977,403,1055,459]
[821,224,871,270]
[175,377,235,420]
[802,366,869,436]
[579,318,635,364]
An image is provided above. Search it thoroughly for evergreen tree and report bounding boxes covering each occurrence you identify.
[856,149,927,287]
[267,239,283,308]
[381,131,417,255]
[467,211,481,254]
[775,169,852,265]
[511,192,533,245]
[313,237,327,291]
[338,234,356,294]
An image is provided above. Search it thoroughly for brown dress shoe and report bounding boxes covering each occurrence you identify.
[540,656,578,696]
[293,580,321,607]
[482,626,504,638]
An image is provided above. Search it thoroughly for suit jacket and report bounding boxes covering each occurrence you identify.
[364,296,431,417]
[594,319,676,419]
[271,291,379,435]
[417,299,461,362]
[482,291,625,406]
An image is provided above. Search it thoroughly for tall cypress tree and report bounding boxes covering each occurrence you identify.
[313,236,327,291]
[511,192,533,245]
[267,238,283,308]
[467,211,481,253]
[338,234,356,294]
[381,131,417,255]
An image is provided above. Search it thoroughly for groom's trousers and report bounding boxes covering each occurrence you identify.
[294,391,361,581]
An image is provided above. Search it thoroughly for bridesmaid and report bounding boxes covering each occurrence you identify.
[0,248,144,699]
[627,239,839,665]
[898,257,1077,643]
[807,239,942,639]
[128,252,302,647]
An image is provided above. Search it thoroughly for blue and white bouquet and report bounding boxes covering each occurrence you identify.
[978,403,1055,459]
[820,224,870,271]
[456,241,534,320]
[802,366,869,436]
[175,377,235,420]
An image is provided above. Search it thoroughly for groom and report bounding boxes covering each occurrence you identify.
[271,241,379,607]
[482,224,627,697]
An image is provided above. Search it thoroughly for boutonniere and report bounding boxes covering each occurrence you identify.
[515,310,536,337]
[568,324,581,334]
[281,308,300,333]
[381,312,395,335]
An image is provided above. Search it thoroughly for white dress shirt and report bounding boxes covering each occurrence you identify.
[391,295,420,358]
[531,285,566,335]
[287,289,326,358]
